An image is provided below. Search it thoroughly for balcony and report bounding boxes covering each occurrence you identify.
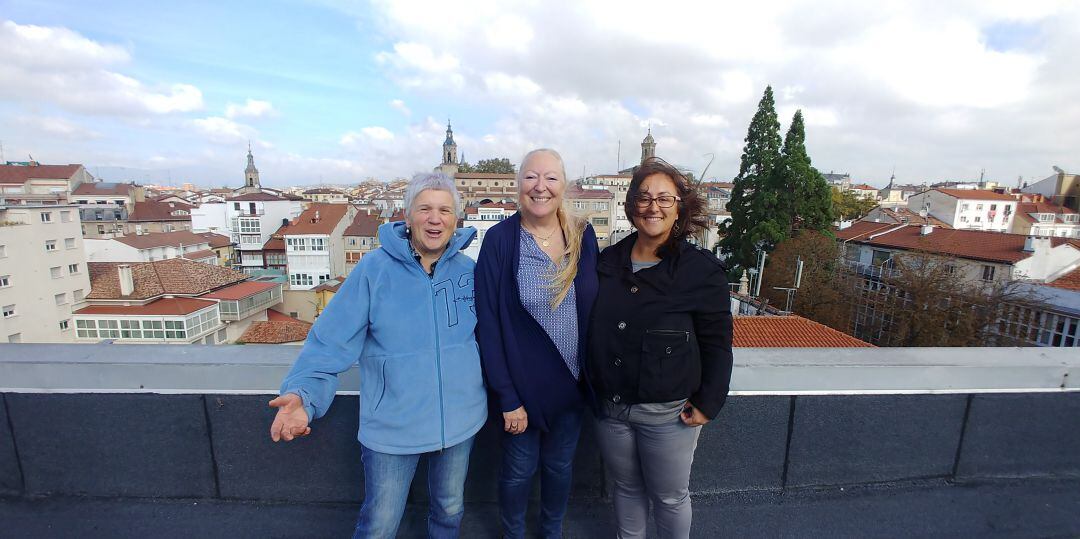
[0,345,1077,537]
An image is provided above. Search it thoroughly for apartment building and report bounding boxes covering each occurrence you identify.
[906,188,1017,232]
[343,211,383,272]
[283,203,356,290]
[301,188,348,204]
[0,204,91,343]
[71,181,145,239]
[461,202,517,260]
[1010,196,1080,238]
[565,184,615,246]
[455,173,518,205]
[192,192,304,274]
[84,231,217,264]
[0,162,93,205]
[126,200,193,235]
[580,174,632,237]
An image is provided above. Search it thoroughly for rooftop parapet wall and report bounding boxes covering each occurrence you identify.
[0,345,1077,503]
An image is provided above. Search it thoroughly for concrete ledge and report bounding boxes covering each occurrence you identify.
[6,394,216,498]
[958,392,1080,479]
[1,344,1076,394]
[786,395,967,487]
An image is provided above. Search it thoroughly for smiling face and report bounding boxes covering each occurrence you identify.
[406,188,457,257]
[632,173,680,242]
[517,151,566,222]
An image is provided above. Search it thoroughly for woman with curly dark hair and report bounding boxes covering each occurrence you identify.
[587,157,734,538]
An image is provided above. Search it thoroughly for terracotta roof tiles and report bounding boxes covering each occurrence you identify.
[128,200,193,222]
[284,203,351,235]
[733,315,874,347]
[344,212,381,237]
[114,231,209,250]
[87,258,248,300]
[0,164,82,184]
[75,297,216,316]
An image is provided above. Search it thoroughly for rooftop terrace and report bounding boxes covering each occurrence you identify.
[1,344,1077,537]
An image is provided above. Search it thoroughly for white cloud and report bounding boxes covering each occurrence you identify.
[0,20,204,116]
[390,99,411,116]
[483,73,541,97]
[192,116,255,143]
[14,115,101,140]
[225,99,276,119]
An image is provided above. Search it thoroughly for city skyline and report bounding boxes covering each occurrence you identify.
[2,1,1078,187]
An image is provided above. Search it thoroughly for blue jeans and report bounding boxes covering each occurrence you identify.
[353,436,474,539]
[499,407,584,539]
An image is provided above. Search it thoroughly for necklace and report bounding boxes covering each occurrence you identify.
[524,223,559,247]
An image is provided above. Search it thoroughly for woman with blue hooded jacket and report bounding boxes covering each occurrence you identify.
[269,172,487,539]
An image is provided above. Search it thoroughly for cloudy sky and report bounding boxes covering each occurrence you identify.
[1,0,1077,188]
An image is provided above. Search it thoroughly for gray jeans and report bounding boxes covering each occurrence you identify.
[595,404,702,539]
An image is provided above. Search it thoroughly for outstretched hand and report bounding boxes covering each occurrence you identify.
[269,393,311,442]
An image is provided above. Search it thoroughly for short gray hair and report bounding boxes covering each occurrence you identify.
[404,172,462,216]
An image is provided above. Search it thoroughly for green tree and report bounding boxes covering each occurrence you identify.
[776,111,834,233]
[719,86,784,272]
[457,161,474,173]
[474,158,516,174]
[831,188,877,221]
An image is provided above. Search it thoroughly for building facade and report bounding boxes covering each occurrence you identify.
[906,188,1018,232]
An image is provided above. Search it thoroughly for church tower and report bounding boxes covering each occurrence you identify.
[244,143,261,191]
[442,121,458,165]
[436,120,460,176]
[640,128,656,164]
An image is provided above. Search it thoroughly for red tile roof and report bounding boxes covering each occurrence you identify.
[838,224,1078,264]
[181,249,217,261]
[1047,266,1080,292]
[850,183,878,191]
[201,281,280,300]
[87,258,248,300]
[128,201,192,222]
[565,185,614,199]
[196,232,232,248]
[835,221,902,241]
[284,203,351,235]
[1016,202,1078,224]
[733,315,874,347]
[71,182,136,196]
[935,188,1017,201]
[344,212,381,237]
[114,231,209,250]
[312,278,344,293]
[865,208,952,228]
[0,164,82,184]
[302,188,344,195]
[240,313,312,344]
[75,297,216,316]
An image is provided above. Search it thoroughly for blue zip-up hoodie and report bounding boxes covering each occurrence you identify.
[280,221,487,455]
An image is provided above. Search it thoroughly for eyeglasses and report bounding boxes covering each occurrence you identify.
[633,195,681,209]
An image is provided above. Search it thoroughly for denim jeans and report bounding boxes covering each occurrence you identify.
[353,436,474,539]
[499,407,584,539]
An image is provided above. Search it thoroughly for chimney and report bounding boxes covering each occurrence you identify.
[1024,235,1051,253]
[118,265,134,296]
[920,224,933,236]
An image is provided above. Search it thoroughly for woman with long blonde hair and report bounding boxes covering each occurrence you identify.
[475,148,599,538]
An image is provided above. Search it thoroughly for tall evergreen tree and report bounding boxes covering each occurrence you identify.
[772,110,834,234]
[719,86,784,272]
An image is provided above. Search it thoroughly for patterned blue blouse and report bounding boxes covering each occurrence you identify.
[517,227,580,380]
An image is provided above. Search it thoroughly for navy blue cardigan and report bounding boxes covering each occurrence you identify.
[475,213,599,432]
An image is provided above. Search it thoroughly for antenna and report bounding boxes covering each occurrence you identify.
[617,140,621,172]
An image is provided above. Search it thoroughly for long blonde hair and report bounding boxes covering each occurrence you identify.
[518,148,585,309]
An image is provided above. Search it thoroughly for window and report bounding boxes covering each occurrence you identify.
[286,238,308,251]
[1038,213,1054,222]
[97,224,106,234]
[0,245,5,257]
[961,204,969,211]
[65,237,76,249]
[76,199,88,204]
[239,218,260,233]
[60,210,72,223]
[240,234,260,244]
[54,293,67,305]
[234,202,241,210]
[289,273,314,286]
[41,212,53,223]
[45,240,57,252]
[0,275,8,288]
[990,204,997,211]
[59,319,70,331]
[982,265,996,281]
[74,289,85,301]
[50,266,62,278]
[3,305,15,318]
[976,204,983,211]
[591,217,609,226]
[974,216,981,223]
[311,238,326,251]
[960,216,969,223]
[249,203,257,215]
[8,334,20,343]
[944,265,957,275]
[68,263,79,274]
[318,274,331,283]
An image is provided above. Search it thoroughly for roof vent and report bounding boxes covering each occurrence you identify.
[118,264,134,296]
[920,224,933,236]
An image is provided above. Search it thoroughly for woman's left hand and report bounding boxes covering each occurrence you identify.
[680,401,710,427]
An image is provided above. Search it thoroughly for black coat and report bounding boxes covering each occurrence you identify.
[587,234,734,419]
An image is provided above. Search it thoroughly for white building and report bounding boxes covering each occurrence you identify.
[1011,198,1080,238]
[221,193,304,273]
[0,204,91,343]
[906,188,1018,232]
[461,203,517,260]
[283,203,356,290]
[84,231,217,264]
[580,174,632,238]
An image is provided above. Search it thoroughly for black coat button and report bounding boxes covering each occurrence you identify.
[614,357,622,367]
[612,395,622,403]
[617,321,627,330]
[630,285,639,293]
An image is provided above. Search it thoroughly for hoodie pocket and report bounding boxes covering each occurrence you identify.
[360,354,388,415]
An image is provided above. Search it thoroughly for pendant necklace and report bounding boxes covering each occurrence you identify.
[526,224,558,247]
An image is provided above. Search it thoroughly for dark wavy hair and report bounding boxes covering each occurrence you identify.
[625,157,709,257]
